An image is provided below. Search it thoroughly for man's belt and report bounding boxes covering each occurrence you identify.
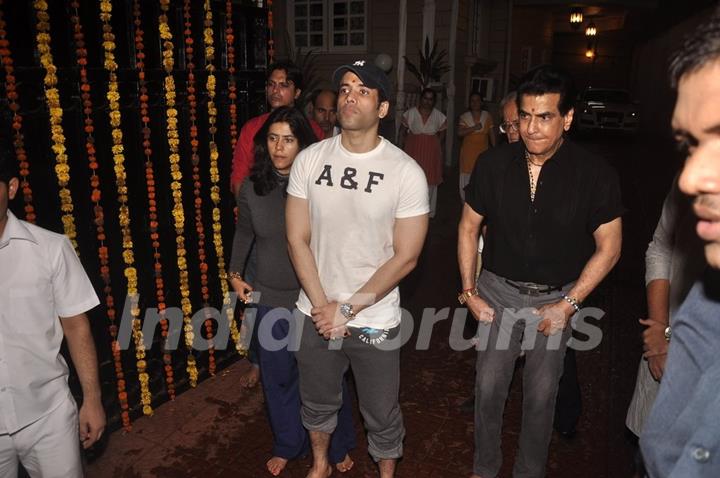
[504,279,563,296]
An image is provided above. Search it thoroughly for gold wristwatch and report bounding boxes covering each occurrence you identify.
[458,288,478,305]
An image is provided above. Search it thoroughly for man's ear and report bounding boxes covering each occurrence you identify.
[378,100,390,119]
[7,177,19,201]
[563,108,574,131]
[294,88,302,100]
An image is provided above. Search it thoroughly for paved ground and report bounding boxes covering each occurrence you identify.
[84,132,679,477]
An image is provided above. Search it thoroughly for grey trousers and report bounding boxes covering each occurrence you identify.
[473,270,574,478]
[295,315,405,461]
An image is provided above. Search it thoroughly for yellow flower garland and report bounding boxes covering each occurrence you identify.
[159,0,198,387]
[32,0,77,251]
[203,0,243,354]
[99,0,153,416]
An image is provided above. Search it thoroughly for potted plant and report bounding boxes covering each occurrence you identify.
[403,38,451,89]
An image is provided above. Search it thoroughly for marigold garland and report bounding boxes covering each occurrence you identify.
[0,1,34,223]
[159,0,199,387]
[69,0,132,430]
[204,0,243,355]
[133,0,176,400]
[267,0,274,63]
[225,0,238,149]
[184,0,216,376]
[32,0,77,250]
[99,0,153,416]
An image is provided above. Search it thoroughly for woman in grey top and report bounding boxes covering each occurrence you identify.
[228,106,355,476]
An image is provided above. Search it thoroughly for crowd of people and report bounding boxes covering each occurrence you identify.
[1,5,720,478]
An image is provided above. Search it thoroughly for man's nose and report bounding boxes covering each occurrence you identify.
[679,145,720,196]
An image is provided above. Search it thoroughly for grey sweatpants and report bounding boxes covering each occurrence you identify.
[295,315,405,461]
[473,270,574,478]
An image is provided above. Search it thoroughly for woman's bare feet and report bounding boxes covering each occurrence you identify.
[305,463,332,478]
[240,363,260,388]
[266,456,288,476]
[335,454,354,473]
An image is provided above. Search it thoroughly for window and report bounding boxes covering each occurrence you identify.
[470,77,494,102]
[291,0,367,51]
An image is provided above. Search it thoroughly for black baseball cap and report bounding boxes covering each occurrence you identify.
[332,60,391,100]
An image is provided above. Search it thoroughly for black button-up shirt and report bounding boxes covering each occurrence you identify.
[465,139,624,285]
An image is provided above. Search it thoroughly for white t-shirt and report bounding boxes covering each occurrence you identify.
[287,135,429,329]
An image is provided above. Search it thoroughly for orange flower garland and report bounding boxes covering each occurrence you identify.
[267,0,274,63]
[225,0,238,149]
[204,0,243,355]
[0,1,34,223]
[70,0,131,430]
[159,0,199,387]
[133,0,175,400]
[32,0,78,251]
[99,0,153,416]
[183,0,216,376]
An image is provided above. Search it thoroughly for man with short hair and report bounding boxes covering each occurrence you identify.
[0,146,105,477]
[311,89,339,139]
[499,91,520,144]
[230,61,324,197]
[640,8,720,476]
[458,65,623,478]
[287,60,429,478]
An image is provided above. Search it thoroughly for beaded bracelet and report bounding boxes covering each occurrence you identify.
[562,295,580,313]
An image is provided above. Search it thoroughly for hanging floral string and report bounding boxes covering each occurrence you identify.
[159,0,199,387]
[225,0,238,149]
[70,0,132,430]
[32,0,78,251]
[184,0,216,376]
[133,0,176,401]
[0,1,34,223]
[99,0,153,416]
[204,0,243,355]
[267,0,274,63]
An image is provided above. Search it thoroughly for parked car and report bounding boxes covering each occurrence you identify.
[574,87,639,133]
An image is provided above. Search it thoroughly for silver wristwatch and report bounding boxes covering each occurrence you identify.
[339,303,356,321]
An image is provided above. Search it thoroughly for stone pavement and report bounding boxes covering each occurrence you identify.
[85,133,668,477]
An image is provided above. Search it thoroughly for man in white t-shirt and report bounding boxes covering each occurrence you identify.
[0,147,105,477]
[287,60,429,478]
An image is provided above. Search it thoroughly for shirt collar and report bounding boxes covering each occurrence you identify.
[516,136,571,168]
[0,210,38,248]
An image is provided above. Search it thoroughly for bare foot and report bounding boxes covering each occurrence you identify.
[305,463,332,478]
[240,363,260,388]
[266,456,288,476]
[335,454,354,473]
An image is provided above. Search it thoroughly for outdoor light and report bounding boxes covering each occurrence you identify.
[585,22,597,37]
[585,49,595,59]
[570,7,583,29]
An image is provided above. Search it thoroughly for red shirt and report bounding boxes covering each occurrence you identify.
[230,112,324,190]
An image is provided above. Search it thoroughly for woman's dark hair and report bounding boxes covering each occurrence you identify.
[468,91,483,107]
[250,106,317,196]
[420,87,436,102]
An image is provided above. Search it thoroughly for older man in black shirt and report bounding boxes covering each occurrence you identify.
[458,65,623,478]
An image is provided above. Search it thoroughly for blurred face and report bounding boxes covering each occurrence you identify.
[469,94,483,112]
[675,61,720,269]
[266,122,300,175]
[0,177,18,238]
[313,91,337,136]
[266,69,301,110]
[420,91,436,110]
[501,100,520,143]
[337,71,389,132]
[518,93,573,159]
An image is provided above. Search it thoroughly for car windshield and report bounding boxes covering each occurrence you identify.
[584,90,631,103]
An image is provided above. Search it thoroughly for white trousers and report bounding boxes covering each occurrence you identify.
[459,172,472,202]
[0,394,82,478]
